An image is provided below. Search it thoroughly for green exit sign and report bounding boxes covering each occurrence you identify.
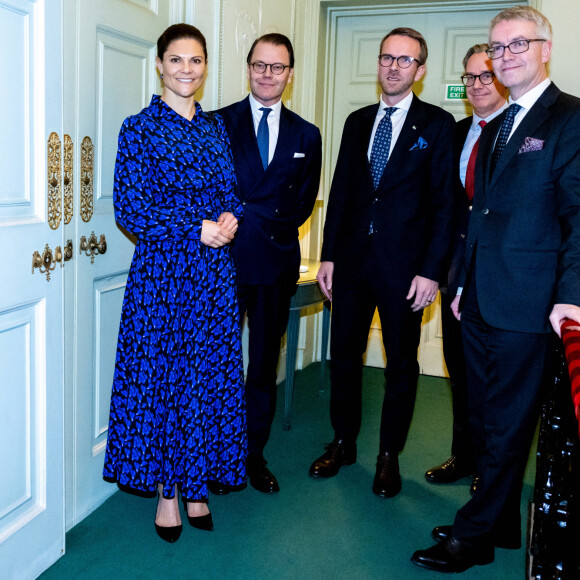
[446,84,467,100]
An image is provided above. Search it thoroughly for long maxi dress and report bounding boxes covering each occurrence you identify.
[103,95,247,501]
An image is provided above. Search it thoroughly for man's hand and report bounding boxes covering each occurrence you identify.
[216,212,238,235]
[406,275,439,312]
[549,303,580,337]
[451,294,461,321]
[200,219,235,248]
[317,261,334,301]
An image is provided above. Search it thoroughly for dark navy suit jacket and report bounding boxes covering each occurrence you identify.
[321,94,456,290]
[463,83,580,333]
[217,97,322,286]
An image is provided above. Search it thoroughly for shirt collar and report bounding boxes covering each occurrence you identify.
[472,101,508,128]
[249,93,282,117]
[509,78,551,112]
[379,91,413,113]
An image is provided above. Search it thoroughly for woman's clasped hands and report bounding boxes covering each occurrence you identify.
[201,212,238,248]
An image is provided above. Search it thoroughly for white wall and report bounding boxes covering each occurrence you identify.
[542,0,580,97]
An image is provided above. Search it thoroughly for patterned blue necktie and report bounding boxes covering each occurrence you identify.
[491,103,522,173]
[370,107,396,189]
[257,107,272,170]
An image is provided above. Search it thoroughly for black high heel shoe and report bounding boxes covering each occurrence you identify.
[155,493,182,543]
[183,500,214,531]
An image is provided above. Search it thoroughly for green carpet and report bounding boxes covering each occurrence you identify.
[41,364,535,579]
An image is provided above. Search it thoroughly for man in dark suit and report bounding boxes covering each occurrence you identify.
[412,6,580,573]
[309,28,456,498]
[425,45,507,490]
[216,34,322,494]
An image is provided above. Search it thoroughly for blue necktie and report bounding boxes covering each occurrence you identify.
[257,107,272,170]
[491,103,522,173]
[370,107,396,189]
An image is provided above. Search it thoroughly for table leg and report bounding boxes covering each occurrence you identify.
[283,309,300,431]
[320,300,331,394]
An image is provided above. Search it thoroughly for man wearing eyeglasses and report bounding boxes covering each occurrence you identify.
[413,6,580,573]
[424,44,507,491]
[216,34,322,494]
[310,28,455,499]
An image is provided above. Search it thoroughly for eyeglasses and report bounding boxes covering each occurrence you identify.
[461,72,495,87]
[250,61,290,75]
[378,54,422,69]
[486,39,546,60]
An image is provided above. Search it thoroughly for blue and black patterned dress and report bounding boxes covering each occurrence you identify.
[103,95,247,500]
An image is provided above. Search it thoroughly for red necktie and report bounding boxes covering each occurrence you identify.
[464,120,487,200]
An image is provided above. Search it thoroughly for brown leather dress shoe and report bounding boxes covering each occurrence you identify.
[425,455,473,484]
[309,440,357,478]
[432,525,521,550]
[372,452,401,497]
[411,537,494,573]
[247,456,279,494]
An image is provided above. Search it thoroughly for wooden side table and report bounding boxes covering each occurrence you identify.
[283,259,331,430]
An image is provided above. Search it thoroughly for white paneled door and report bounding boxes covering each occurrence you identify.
[0,1,65,578]
[1,1,173,577]
[325,4,508,376]
[63,0,173,530]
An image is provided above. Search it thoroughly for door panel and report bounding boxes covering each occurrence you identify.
[328,7,501,375]
[0,1,64,577]
[63,0,173,528]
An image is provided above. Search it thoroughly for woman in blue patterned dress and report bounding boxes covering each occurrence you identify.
[103,24,246,543]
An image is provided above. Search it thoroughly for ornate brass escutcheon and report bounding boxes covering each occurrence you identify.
[63,134,74,224]
[80,136,94,222]
[63,239,73,262]
[79,232,107,264]
[32,243,63,282]
[47,132,62,230]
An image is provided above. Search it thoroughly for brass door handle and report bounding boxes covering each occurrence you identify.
[32,243,63,282]
[80,232,107,264]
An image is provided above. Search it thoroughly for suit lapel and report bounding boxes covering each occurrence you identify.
[377,94,425,190]
[489,83,559,186]
[270,104,293,167]
[231,97,264,176]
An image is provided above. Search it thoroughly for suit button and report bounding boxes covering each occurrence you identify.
[242,201,247,206]
[460,234,466,239]
[270,235,274,240]
[468,205,472,211]
[289,185,293,189]
[482,208,489,215]
[373,198,379,203]
[275,209,279,214]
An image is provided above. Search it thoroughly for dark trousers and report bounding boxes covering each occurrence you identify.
[441,291,474,468]
[237,283,294,457]
[329,241,424,453]
[452,277,550,548]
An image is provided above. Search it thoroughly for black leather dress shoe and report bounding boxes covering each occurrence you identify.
[208,480,247,495]
[432,525,521,550]
[247,456,279,493]
[309,440,356,478]
[425,455,473,484]
[411,537,494,573]
[372,452,401,498]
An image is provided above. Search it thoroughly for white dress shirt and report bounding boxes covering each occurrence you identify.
[249,93,282,165]
[459,103,508,187]
[367,91,414,160]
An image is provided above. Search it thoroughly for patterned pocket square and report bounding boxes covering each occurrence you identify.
[410,136,428,150]
[518,137,544,154]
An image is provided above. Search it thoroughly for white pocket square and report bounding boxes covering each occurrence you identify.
[294,152,305,158]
